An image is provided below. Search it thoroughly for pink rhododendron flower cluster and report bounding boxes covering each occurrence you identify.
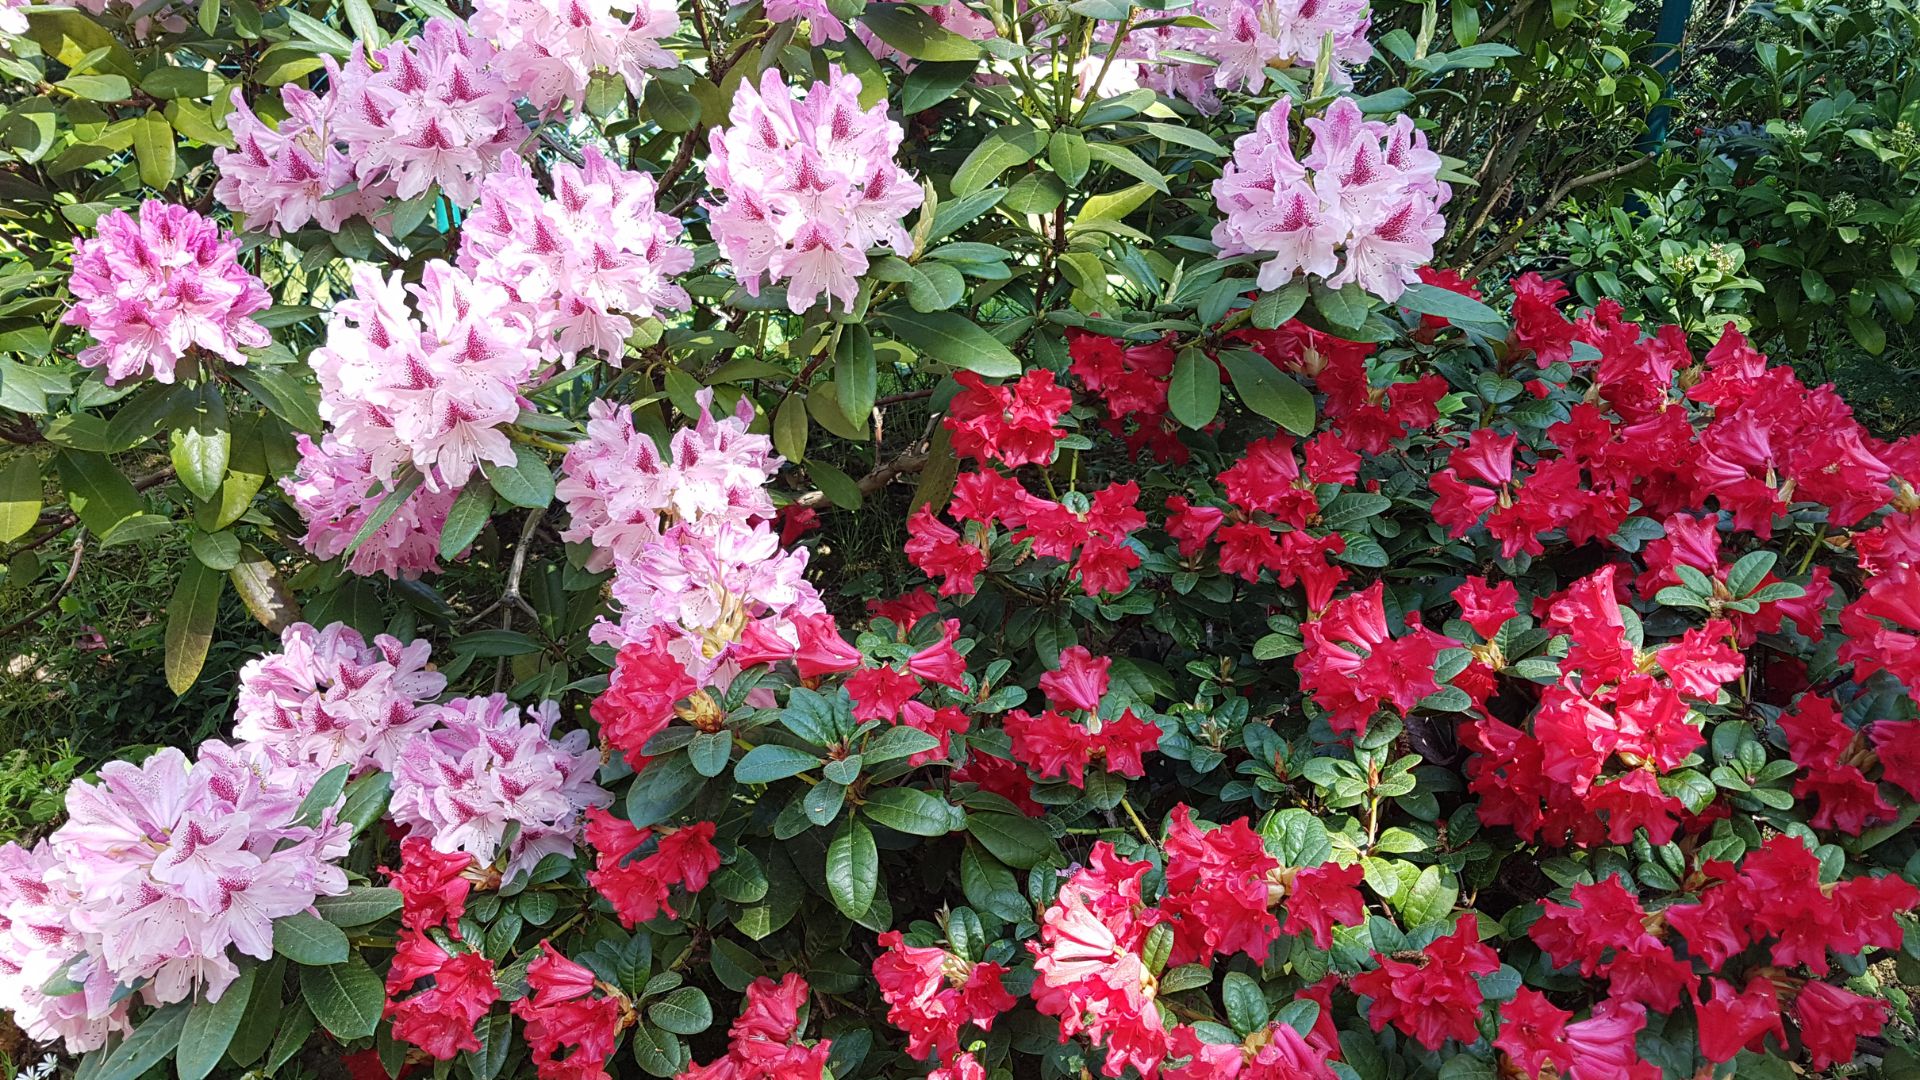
[62,201,271,385]
[310,261,543,492]
[282,432,464,579]
[389,695,609,881]
[1121,0,1371,112]
[460,148,694,365]
[232,620,446,773]
[1,740,351,1044]
[1213,97,1448,300]
[330,18,526,206]
[703,67,922,313]
[1029,843,1170,1079]
[470,0,678,110]
[215,84,387,235]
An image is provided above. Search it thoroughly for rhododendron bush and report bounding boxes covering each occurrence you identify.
[2,0,1920,1077]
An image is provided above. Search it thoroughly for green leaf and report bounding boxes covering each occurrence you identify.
[176,968,254,1080]
[1397,865,1459,927]
[862,725,942,764]
[164,561,223,695]
[1396,281,1505,327]
[439,482,492,559]
[1311,281,1374,330]
[56,450,143,536]
[1250,283,1309,329]
[689,731,732,777]
[294,763,351,826]
[225,958,283,1067]
[484,445,554,508]
[1726,550,1777,599]
[56,74,132,101]
[273,911,350,966]
[132,111,175,188]
[338,772,392,838]
[96,1004,187,1080]
[170,397,230,502]
[1048,130,1091,186]
[1221,971,1268,1035]
[312,887,403,928]
[142,67,222,99]
[826,814,879,919]
[648,987,713,1035]
[900,60,976,113]
[964,811,1058,869]
[625,752,704,828]
[809,462,864,510]
[735,744,824,784]
[299,955,384,1040]
[285,8,353,53]
[451,629,542,657]
[1218,349,1314,434]
[229,365,321,432]
[952,126,1047,197]
[0,457,42,543]
[878,311,1020,378]
[835,325,878,422]
[774,395,809,463]
[465,1013,512,1080]
[860,4,985,61]
[862,788,957,836]
[1167,347,1220,429]
[1085,141,1168,192]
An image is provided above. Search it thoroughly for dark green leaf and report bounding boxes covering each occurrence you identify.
[273,911,349,966]
[826,814,878,919]
[299,955,384,1040]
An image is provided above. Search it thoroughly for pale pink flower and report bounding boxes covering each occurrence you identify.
[766,0,845,44]
[62,201,271,385]
[233,621,447,773]
[1121,0,1370,111]
[0,842,128,1053]
[0,1,31,36]
[473,0,678,109]
[703,66,921,313]
[283,433,463,579]
[388,696,610,881]
[330,18,526,206]
[309,261,542,491]
[460,148,693,365]
[215,85,387,234]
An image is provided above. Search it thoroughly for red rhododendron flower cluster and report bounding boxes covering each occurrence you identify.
[1295,582,1450,734]
[1004,645,1162,787]
[1067,329,1188,462]
[1028,844,1171,1078]
[680,974,831,1080]
[583,808,721,927]
[1159,807,1277,964]
[944,369,1073,468]
[873,931,1015,1065]
[909,469,1150,600]
[383,837,497,1060]
[1349,915,1498,1050]
[512,944,630,1080]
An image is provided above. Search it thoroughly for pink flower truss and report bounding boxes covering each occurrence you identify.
[557,390,780,570]
[589,519,826,685]
[43,741,349,1011]
[703,66,922,313]
[282,433,462,579]
[472,0,678,110]
[389,696,610,881]
[1212,97,1448,301]
[330,18,526,206]
[215,85,387,235]
[0,842,128,1053]
[461,148,693,365]
[309,261,542,492]
[233,620,447,773]
[62,201,271,385]
[1122,0,1371,112]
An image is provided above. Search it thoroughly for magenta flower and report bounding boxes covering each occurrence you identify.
[473,0,678,109]
[1120,0,1371,111]
[214,85,387,235]
[233,620,447,773]
[703,66,922,313]
[62,201,271,385]
[282,433,464,579]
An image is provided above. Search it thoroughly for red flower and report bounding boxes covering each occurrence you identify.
[1097,710,1162,778]
[905,508,986,597]
[584,808,721,927]
[513,943,627,1080]
[1350,915,1498,1051]
[1160,806,1278,964]
[867,589,939,632]
[1656,621,1743,699]
[846,666,924,723]
[1075,534,1141,596]
[1004,709,1095,787]
[1040,646,1110,713]
[1528,875,1653,978]
[593,627,697,769]
[897,700,970,765]
[1793,981,1887,1070]
[1452,576,1519,639]
[1872,718,1920,799]
[1409,266,1481,334]
[1214,522,1285,584]
[1164,497,1225,558]
[1696,976,1784,1063]
[736,613,863,678]
[944,370,1072,468]
[1279,861,1365,949]
[1507,272,1576,366]
[1164,1020,1336,1080]
[873,931,1015,1062]
[906,619,968,690]
[1028,844,1170,1079]
[1494,988,1571,1077]
[951,752,1044,816]
[776,504,819,546]
[382,836,475,936]
[1219,435,1317,528]
[683,975,832,1080]
[386,930,499,1060]
[1296,582,1446,735]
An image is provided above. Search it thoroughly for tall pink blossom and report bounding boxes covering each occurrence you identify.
[283,433,463,579]
[0,842,128,1053]
[472,0,678,109]
[330,18,526,206]
[461,148,693,365]
[62,201,271,384]
[215,85,386,234]
[233,620,446,773]
[1213,97,1448,300]
[309,261,543,491]
[703,66,922,313]
[1123,0,1370,111]
[389,696,609,881]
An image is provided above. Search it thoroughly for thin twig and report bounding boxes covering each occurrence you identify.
[1465,152,1658,278]
[0,532,85,641]
[792,450,931,509]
